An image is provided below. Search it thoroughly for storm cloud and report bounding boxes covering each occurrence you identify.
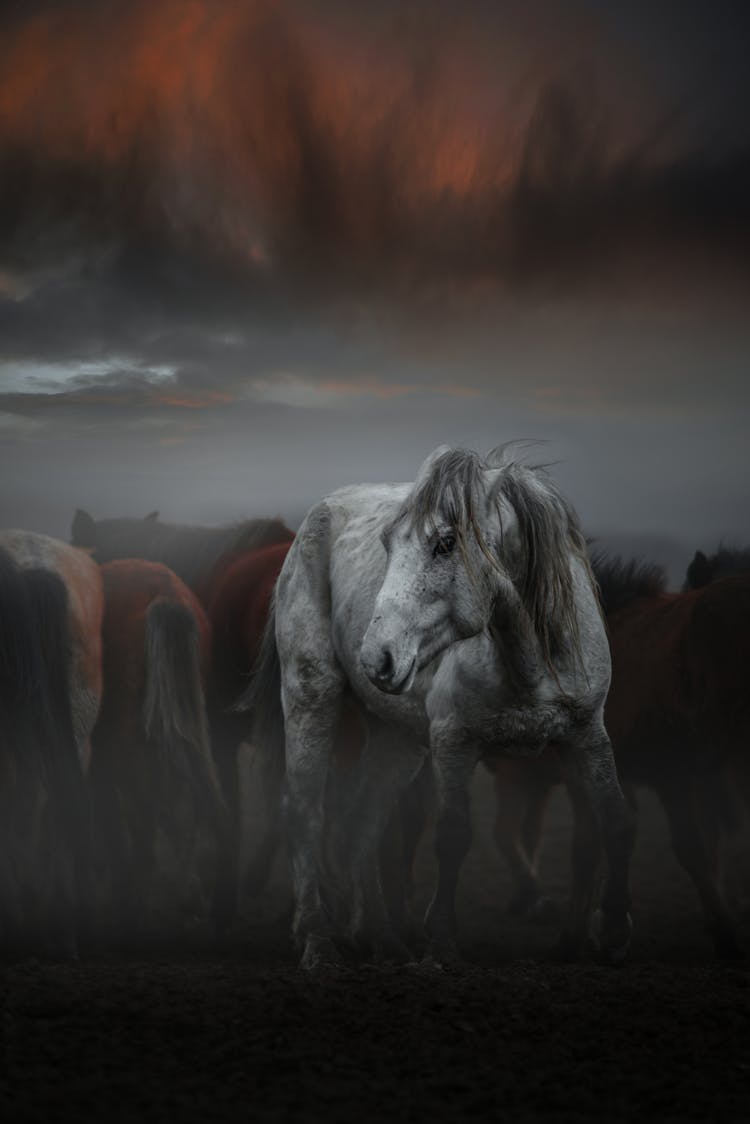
[1,0,749,579]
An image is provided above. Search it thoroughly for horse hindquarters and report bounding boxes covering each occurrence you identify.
[0,555,88,957]
[143,599,227,922]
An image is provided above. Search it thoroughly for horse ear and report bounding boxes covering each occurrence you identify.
[71,508,96,545]
[145,510,159,521]
[686,549,711,589]
[414,445,451,488]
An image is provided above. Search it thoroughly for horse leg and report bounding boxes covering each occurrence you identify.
[380,760,433,946]
[209,723,241,934]
[344,725,426,959]
[424,742,479,964]
[89,770,130,944]
[657,777,742,959]
[126,797,157,943]
[284,699,343,969]
[552,784,602,960]
[556,729,634,963]
[241,738,287,901]
[492,759,556,920]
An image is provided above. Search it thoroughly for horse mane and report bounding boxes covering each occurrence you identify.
[397,446,591,671]
[684,543,750,590]
[590,552,666,616]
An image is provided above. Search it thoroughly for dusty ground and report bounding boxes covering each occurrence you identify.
[2,777,750,1122]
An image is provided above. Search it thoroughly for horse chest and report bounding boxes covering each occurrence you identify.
[427,641,581,755]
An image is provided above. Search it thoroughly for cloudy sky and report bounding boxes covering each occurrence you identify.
[1,0,748,582]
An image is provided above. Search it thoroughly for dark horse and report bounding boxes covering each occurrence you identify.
[0,531,103,958]
[682,544,750,830]
[71,508,293,603]
[90,560,227,939]
[71,509,294,927]
[489,554,750,957]
[684,544,750,590]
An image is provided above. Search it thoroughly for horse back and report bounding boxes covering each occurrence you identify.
[604,592,694,745]
[605,579,750,762]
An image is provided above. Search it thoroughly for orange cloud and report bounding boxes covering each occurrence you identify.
[150,391,232,409]
[0,0,528,265]
[316,378,479,400]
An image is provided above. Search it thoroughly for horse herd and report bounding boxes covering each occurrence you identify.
[0,444,748,967]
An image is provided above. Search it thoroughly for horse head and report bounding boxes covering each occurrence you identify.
[71,508,97,550]
[360,445,587,694]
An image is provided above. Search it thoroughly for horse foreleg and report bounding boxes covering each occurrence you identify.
[344,727,426,960]
[209,723,242,934]
[285,701,342,969]
[424,741,479,964]
[491,758,557,920]
[39,799,80,960]
[558,731,634,963]
[380,760,433,946]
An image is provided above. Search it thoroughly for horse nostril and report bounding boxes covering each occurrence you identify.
[377,647,394,680]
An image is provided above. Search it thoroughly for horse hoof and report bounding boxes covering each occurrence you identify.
[421,941,462,971]
[589,909,632,965]
[299,935,342,972]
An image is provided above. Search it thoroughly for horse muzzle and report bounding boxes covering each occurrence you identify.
[360,642,417,695]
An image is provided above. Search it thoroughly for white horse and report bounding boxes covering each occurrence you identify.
[252,446,634,968]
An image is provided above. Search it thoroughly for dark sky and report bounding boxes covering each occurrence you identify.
[1,0,749,583]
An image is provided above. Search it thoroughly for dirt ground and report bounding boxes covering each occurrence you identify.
[2,774,750,1122]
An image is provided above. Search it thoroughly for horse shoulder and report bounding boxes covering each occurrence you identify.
[426,634,495,727]
[276,501,337,653]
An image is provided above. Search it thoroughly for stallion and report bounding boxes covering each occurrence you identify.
[490,554,750,957]
[251,446,634,969]
[0,531,103,957]
[90,560,227,939]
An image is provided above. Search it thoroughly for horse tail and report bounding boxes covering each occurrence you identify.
[0,549,90,876]
[232,595,287,895]
[242,594,285,765]
[142,599,225,827]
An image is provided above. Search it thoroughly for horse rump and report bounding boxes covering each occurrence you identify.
[231,596,287,898]
[0,548,89,957]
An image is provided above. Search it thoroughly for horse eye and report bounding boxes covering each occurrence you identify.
[433,534,456,558]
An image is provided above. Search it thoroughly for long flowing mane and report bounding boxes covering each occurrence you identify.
[591,552,666,616]
[395,446,592,669]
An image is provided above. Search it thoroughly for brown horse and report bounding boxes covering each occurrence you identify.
[90,560,227,940]
[70,509,294,928]
[71,508,293,604]
[489,555,750,957]
[0,530,103,957]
